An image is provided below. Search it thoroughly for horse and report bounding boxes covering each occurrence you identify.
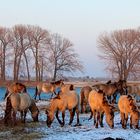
[93,79,127,103]
[4,92,39,126]
[45,84,80,127]
[126,84,140,100]
[4,82,27,99]
[80,86,92,113]
[118,95,139,129]
[88,89,115,129]
[34,79,64,100]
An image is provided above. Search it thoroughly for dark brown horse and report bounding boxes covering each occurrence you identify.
[80,86,92,113]
[93,79,127,103]
[4,82,27,99]
[34,79,64,100]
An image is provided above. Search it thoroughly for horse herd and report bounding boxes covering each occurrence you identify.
[3,79,140,130]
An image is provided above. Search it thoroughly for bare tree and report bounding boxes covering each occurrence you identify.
[11,25,31,81]
[98,29,140,80]
[48,33,83,80]
[27,25,50,81]
[0,27,12,80]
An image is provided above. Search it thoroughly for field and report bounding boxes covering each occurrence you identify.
[0,81,140,140]
[0,99,140,140]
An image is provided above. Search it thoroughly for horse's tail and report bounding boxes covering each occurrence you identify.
[4,96,12,125]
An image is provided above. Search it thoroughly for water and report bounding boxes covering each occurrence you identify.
[0,87,139,102]
[0,87,81,101]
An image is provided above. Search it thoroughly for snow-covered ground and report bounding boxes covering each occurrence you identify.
[0,100,139,140]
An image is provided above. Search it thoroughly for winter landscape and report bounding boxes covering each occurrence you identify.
[0,97,139,140]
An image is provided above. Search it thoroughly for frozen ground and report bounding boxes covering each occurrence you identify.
[0,100,139,140]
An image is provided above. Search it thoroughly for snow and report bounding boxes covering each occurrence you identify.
[0,100,139,140]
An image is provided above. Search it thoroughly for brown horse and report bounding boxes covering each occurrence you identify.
[46,84,80,127]
[126,84,140,100]
[80,86,92,113]
[4,82,26,99]
[93,79,127,103]
[88,89,115,128]
[34,79,64,100]
[4,93,39,126]
[118,95,139,129]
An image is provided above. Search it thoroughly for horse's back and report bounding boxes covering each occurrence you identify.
[118,95,133,113]
[60,90,78,109]
[88,90,104,111]
[10,93,32,111]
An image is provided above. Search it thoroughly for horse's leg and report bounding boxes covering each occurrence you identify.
[124,114,128,128]
[4,96,12,126]
[75,106,80,125]
[130,115,133,129]
[23,110,27,123]
[93,110,96,126]
[61,111,65,127]
[68,109,73,125]
[39,93,41,100]
[95,111,99,128]
[13,111,17,126]
[88,110,93,120]
[99,112,104,127]
[34,86,38,100]
[69,107,76,125]
[55,110,63,125]
[120,112,126,129]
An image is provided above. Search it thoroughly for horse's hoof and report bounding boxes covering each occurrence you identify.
[74,123,82,127]
[100,125,104,127]
[122,126,126,129]
[60,123,64,127]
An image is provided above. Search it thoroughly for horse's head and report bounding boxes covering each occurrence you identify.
[115,79,127,94]
[46,108,54,127]
[103,100,115,129]
[106,105,115,129]
[130,102,139,129]
[17,83,27,93]
[29,100,39,122]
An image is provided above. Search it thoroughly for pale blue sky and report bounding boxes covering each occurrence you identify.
[0,0,140,78]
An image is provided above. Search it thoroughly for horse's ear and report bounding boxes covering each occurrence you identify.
[69,84,74,90]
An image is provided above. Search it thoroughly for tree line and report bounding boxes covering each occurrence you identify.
[98,28,140,80]
[0,24,83,81]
